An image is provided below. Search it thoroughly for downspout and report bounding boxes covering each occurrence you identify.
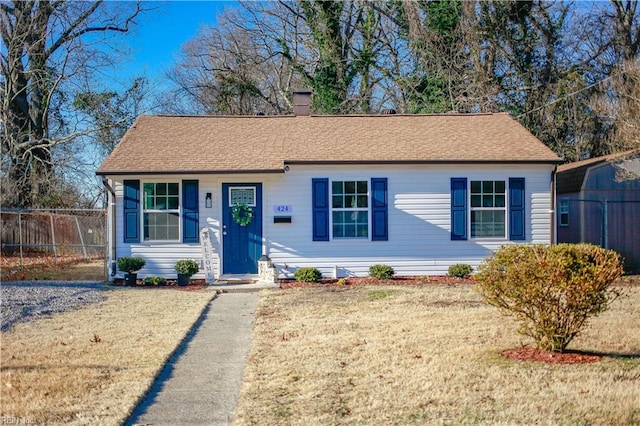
[550,165,557,245]
[102,177,117,280]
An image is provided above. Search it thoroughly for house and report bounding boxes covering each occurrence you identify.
[96,93,562,281]
[556,150,640,273]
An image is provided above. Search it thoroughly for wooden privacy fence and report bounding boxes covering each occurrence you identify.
[0,209,107,262]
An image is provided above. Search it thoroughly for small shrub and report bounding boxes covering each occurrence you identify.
[143,276,167,286]
[448,263,473,278]
[117,256,146,273]
[475,243,623,352]
[369,264,395,280]
[175,259,199,276]
[294,267,322,283]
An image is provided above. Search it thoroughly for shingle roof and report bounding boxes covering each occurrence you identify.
[556,149,639,194]
[96,112,561,175]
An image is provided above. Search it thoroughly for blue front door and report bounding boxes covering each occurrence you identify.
[222,183,262,274]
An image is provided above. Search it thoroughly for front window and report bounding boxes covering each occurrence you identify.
[470,180,506,238]
[332,180,368,238]
[143,182,180,241]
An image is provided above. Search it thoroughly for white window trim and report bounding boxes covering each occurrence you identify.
[330,180,370,240]
[469,179,508,240]
[559,200,570,227]
[142,181,181,242]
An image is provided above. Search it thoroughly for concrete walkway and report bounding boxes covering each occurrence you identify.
[126,292,259,426]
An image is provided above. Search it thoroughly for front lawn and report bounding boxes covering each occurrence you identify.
[235,282,640,425]
[1,287,214,424]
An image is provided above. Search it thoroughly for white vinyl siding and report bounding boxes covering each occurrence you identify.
[113,175,211,279]
[263,164,553,277]
[109,163,554,279]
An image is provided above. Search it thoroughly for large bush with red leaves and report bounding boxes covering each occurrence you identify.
[475,244,623,352]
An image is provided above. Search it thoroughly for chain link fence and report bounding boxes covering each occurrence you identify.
[0,209,107,272]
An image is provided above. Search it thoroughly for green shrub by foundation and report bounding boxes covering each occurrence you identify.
[294,267,322,283]
[369,264,395,280]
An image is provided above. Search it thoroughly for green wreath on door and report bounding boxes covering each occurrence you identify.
[232,203,254,226]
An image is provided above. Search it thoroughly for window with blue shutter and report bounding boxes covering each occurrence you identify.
[142,182,180,241]
[509,178,525,240]
[182,180,199,243]
[123,180,140,243]
[451,178,468,240]
[312,178,329,241]
[371,177,388,241]
[470,180,506,238]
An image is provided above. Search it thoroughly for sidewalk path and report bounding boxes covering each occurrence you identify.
[126,292,259,426]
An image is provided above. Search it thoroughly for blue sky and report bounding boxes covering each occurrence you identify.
[105,1,233,89]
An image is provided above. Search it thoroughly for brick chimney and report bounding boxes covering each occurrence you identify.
[293,89,312,116]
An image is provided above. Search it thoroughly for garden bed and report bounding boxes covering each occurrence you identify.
[279,275,474,289]
[111,278,207,289]
[501,347,604,364]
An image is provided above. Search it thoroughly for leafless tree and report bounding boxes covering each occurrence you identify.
[0,1,144,207]
[167,4,304,115]
[169,1,402,115]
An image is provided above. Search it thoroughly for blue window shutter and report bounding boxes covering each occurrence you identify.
[123,180,140,243]
[450,178,467,240]
[371,178,388,241]
[312,178,329,241]
[182,180,199,243]
[509,178,526,241]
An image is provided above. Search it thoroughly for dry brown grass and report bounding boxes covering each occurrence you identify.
[1,257,106,281]
[1,287,214,425]
[235,283,640,425]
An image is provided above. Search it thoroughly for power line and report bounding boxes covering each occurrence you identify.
[516,65,637,118]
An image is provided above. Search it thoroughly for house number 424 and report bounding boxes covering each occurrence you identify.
[273,205,292,213]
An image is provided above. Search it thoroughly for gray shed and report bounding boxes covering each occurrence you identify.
[556,150,640,273]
